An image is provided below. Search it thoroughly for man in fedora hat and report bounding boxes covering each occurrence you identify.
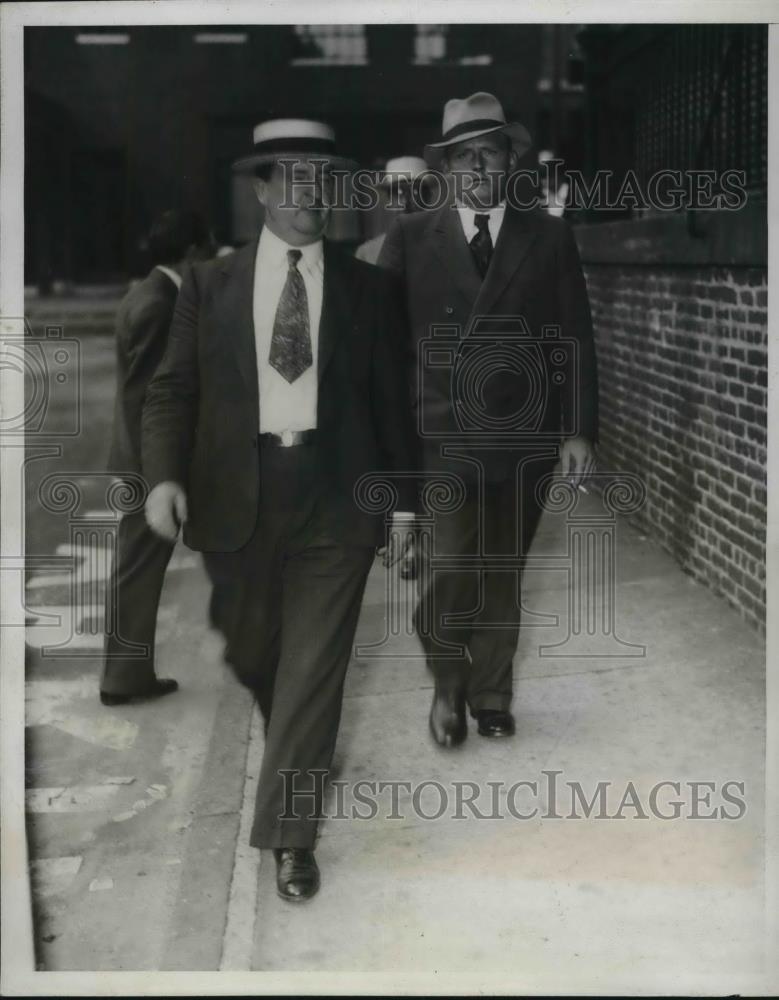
[356,155,432,266]
[141,119,416,901]
[379,92,598,748]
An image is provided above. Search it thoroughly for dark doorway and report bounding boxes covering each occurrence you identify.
[71,148,127,282]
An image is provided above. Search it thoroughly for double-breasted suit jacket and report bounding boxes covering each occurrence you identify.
[378,197,600,713]
[378,200,599,483]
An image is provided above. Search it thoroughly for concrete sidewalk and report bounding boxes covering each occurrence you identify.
[22,480,767,989]
[249,490,766,992]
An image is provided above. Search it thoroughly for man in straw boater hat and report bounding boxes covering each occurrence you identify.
[357,154,434,583]
[142,119,417,901]
[379,92,599,748]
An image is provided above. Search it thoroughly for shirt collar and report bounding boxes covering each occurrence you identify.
[455,200,506,220]
[258,224,324,269]
[156,264,182,290]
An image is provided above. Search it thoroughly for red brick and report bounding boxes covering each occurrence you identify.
[586,262,766,631]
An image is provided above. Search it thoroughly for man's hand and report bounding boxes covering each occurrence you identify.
[377,519,415,569]
[145,481,188,541]
[379,529,413,569]
[560,436,596,487]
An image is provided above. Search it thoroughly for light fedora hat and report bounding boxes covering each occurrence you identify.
[424,92,532,167]
[380,155,430,187]
[232,118,357,174]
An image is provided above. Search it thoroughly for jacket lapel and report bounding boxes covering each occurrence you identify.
[471,207,539,319]
[219,238,259,405]
[430,202,483,309]
[319,241,352,383]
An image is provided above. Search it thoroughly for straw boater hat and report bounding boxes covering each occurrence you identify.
[380,155,429,187]
[424,92,532,168]
[232,118,357,174]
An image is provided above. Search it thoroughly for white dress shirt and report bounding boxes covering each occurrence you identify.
[156,264,182,290]
[253,226,324,433]
[455,201,506,248]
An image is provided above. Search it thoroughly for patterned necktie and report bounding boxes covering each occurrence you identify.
[470,213,493,279]
[269,249,312,383]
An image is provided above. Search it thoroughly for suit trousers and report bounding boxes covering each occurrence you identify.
[414,455,554,713]
[204,442,375,849]
[100,509,175,696]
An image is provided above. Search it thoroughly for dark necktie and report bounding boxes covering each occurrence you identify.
[469,213,493,279]
[269,249,312,383]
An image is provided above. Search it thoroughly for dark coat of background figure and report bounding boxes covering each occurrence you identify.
[141,237,417,848]
[101,267,179,697]
[378,200,599,716]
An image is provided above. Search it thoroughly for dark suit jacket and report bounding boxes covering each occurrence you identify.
[378,201,599,481]
[141,237,417,553]
[108,267,179,475]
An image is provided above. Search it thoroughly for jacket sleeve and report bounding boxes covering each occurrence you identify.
[141,264,201,489]
[557,221,599,444]
[369,269,419,512]
[120,297,175,464]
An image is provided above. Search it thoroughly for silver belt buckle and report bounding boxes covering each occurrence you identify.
[280,429,295,448]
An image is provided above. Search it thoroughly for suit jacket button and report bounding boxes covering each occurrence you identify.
[445,306,454,315]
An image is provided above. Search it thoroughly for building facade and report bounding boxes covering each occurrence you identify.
[25,23,587,286]
[574,24,767,631]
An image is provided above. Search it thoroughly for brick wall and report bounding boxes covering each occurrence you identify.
[583,264,767,631]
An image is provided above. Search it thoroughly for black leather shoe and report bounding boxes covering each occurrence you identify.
[100,678,179,706]
[273,848,320,902]
[429,686,467,747]
[475,709,515,738]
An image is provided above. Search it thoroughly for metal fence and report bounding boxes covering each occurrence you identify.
[633,24,767,193]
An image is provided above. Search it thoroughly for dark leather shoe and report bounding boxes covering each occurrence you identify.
[100,678,178,706]
[429,686,467,747]
[273,848,320,902]
[475,709,515,738]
